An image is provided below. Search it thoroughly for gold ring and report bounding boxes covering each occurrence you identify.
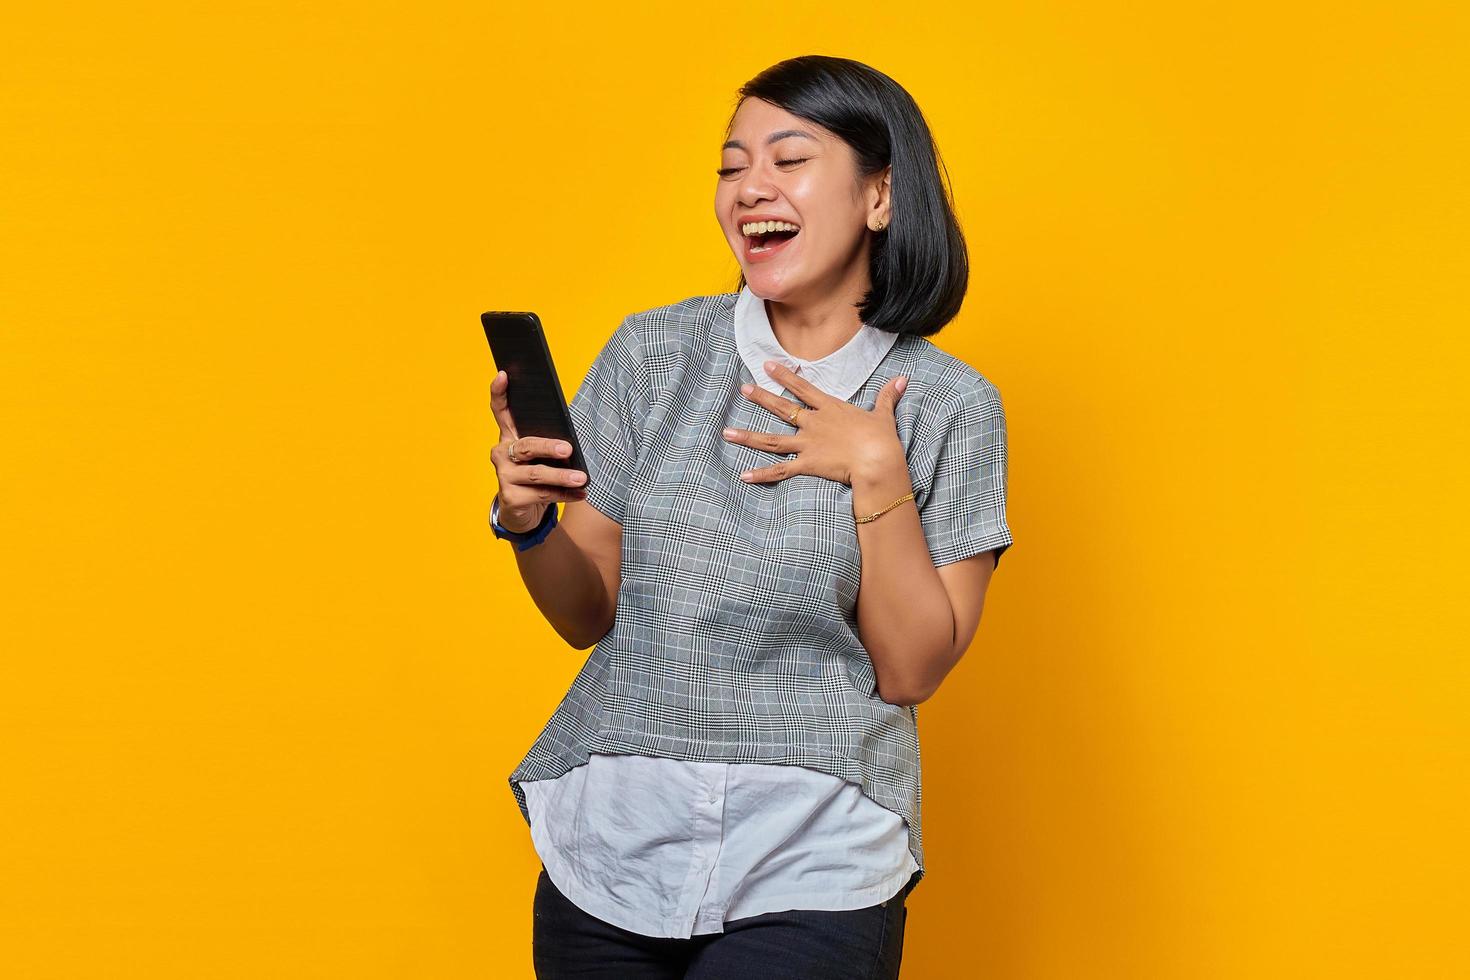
[788,406,804,425]
[508,441,521,464]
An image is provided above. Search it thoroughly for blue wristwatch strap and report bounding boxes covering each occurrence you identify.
[490,495,559,552]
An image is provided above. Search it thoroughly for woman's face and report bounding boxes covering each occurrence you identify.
[715,97,887,304]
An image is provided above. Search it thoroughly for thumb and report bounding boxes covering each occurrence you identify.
[882,375,908,413]
[490,369,518,439]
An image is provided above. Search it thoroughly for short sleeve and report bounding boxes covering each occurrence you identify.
[912,382,1014,568]
[566,316,650,525]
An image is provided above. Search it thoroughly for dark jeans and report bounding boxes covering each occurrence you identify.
[532,866,908,979]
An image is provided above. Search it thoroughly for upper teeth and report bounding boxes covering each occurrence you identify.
[742,221,800,236]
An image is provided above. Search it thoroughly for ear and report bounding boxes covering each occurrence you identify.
[869,165,892,226]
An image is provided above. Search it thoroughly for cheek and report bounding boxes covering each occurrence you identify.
[790,182,855,233]
[713,188,731,225]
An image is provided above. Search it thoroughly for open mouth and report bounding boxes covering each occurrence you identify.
[745,227,800,257]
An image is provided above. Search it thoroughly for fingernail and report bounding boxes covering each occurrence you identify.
[572,473,586,484]
[741,383,753,395]
[559,444,571,455]
[723,428,736,439]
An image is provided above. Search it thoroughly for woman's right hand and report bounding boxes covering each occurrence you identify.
[490,369,589,532]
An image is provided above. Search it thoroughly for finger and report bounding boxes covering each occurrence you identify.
[489,370,519,440]
[722,425,796,456]
[879,375,907,414]
[505,484,589,509]
[514,436,575,461]
[538,485,590,503]
[739,381,803,422]
[509,463,589,488]
[738,458,798,483]
[762,360,833,406]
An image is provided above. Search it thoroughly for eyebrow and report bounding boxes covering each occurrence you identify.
[721,129,818,151]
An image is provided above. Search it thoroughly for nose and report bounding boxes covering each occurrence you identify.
[736,166,777,208]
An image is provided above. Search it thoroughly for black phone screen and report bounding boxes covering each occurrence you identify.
[480,311,588,476]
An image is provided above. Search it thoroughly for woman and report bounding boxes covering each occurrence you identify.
[490,55,1013,978]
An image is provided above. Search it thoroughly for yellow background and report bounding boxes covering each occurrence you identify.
[3,2,1465,977]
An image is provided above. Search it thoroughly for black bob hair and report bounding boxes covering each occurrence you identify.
[727,55,969,337]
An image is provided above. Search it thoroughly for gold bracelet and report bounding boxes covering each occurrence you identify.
[855,491,915,524]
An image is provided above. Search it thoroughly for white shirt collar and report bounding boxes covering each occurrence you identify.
[733,285,900,402]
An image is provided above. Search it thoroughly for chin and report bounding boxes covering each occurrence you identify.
[742,270,796,300]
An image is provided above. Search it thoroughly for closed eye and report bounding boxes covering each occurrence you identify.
[716,158,809,177]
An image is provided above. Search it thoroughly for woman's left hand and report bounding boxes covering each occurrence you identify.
[722,359,910,487]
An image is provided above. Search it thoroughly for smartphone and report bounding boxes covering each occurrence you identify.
[480,311,588,476]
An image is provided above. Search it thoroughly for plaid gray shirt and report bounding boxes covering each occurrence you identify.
[509,288,1013,887]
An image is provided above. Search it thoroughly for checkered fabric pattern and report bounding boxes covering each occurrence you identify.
[508,290,1013,884]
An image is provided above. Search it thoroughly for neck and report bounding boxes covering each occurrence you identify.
[763,276,870,361]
